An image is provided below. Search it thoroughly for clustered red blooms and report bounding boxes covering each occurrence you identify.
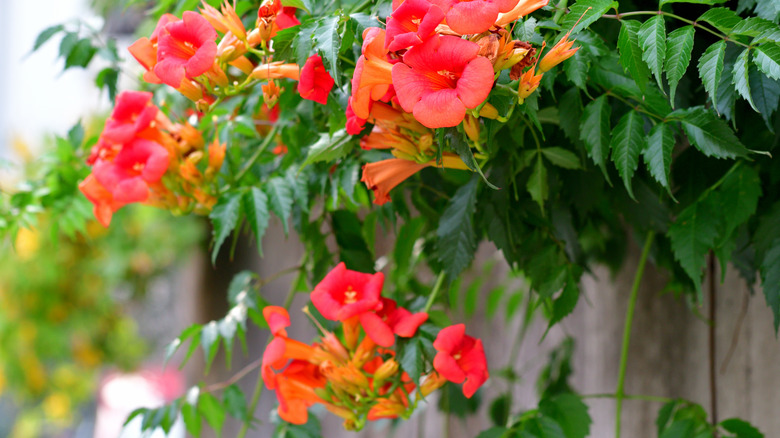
[349,0,580,204]
[129,1,335,110]
[261,263,488,430]
[79,91,224,226]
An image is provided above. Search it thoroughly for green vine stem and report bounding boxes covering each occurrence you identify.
[602,11,751,49]
[237,268,301,438]
[615,230,655,438]
[424,272,447,313]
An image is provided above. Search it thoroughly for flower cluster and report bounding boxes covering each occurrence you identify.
[349,0,581,204]
[261,263,488,430]
[129,1,334,110]
[79,91,223,226]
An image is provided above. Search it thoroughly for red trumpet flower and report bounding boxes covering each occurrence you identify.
[298,55,335,105]
[392,35,494,128]
[310,262,384,321]
[154,11,219,88]
[432,324,489,398]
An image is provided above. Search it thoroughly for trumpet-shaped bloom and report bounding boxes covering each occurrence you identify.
[351,28,395,120]
[432,324,488,398]
[91,138,170,203]
[274,360,326,424]
[154,11,218,88]
[298,55,334,105]
[537,32,579,73]
[101,91,158,145]
[361,154,467,204]
[310,262,384,321]
[385,0,445,51]
[431,0,517,35]
[200,1,246,39]
[78,175,124,227]
[391,35,494,128]
[251,62,301,81]
[128,14,178,84]
[359,298,428,346]
[495,0,549,26]
[345,98,367,135]
[263,306,291,337]
[517,66,543,101]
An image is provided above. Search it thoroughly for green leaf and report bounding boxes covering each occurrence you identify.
[199,393,226,437]
[618,20,651,94]
[639,16,667,91]
[486,287,505,318]
[661,0,725,4]
[477,427,510,438]
[720,418,765,438]
[181,400,202,436]
[243,188,270,256]
[64,38,96,69]
[223,385,248,421]
[489,394,512,427]
[201,321,220,371]
[731,17,778,38]
[539,394,592,438]
[558,88,583,143]
[754,43,780,81]
[33,24,64,51]
[561,0,618,36]
[437,176,479,278]
[281,0,311,13]
[664,25,695,104]
[698,41,726,109]
[398,338,423,386]
[610,110,645,200]
[313,16,342,86]
[527,155,549,211]
[265,177,294,235]
[643,123,675,195]
[209,192,242,263]
[716,165,761,256]
[550,274,581,327]
[448,129,498,189]
[301,129,351,168]
[748,62,780,128]
[579,95,611,180]
[564,51,590,89]
[668,195,720,298]
[760,240,780,332]
[698,8,742,34]
[95,67,119,101]
[732,48,758,111]
[541,147,582,169]
[669,107,749,159]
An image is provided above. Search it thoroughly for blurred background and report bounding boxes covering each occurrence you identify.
[3,1,780,438]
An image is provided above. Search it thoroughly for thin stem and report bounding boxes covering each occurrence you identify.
[350,0,373,13]
[233,125,279,184]
[708,253,718,428]
[424,272,447,313]
[602,11,750,48]
[584,392,673,404]
[615,231,655,438]
[604,90,665,122]
[237,276,299,438]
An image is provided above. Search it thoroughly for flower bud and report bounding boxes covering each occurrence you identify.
[372,359,399,386]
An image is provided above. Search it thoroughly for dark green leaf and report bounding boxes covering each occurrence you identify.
[437,176,479,278]
[489,394,512,427]
[618,20,651,94]
[665,26,695,104]
[760,239,780,332]
[579,95,611,180]
[527,155,549,211]
[720,418,764,438]
[754,43,780,81]
[539,394,592,438]
[564,51,589,89]
[550,275,581,327]
[58,32,78,60]
[668,195,721,298]
[698,41,726,109]
[669,107,749,159]
[33,24,64,51]
[732,48,758,111]
[398,338,423,386]
[301,129,351,168]
[448,128,498,189]
[749,62,780,129]
[698,8,742,34]
[660,0,725,4]
[223,385,248,421]
[639,16,667,90]
[610,110,645,199]
[95,67,119,101]
[64,38,96,69]
[199,393,226,437]
[643,122,675,195]
[731,17,778,38]
[719,166,762,250]
[265,177,294,235]
[541,147,582,169]
[209,192,242,263]
[244,188,270,255]
[561,0,618,36]
[313,16,342,86]
[477,427,510,438]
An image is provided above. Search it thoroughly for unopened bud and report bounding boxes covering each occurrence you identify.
[372,359,399,385]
